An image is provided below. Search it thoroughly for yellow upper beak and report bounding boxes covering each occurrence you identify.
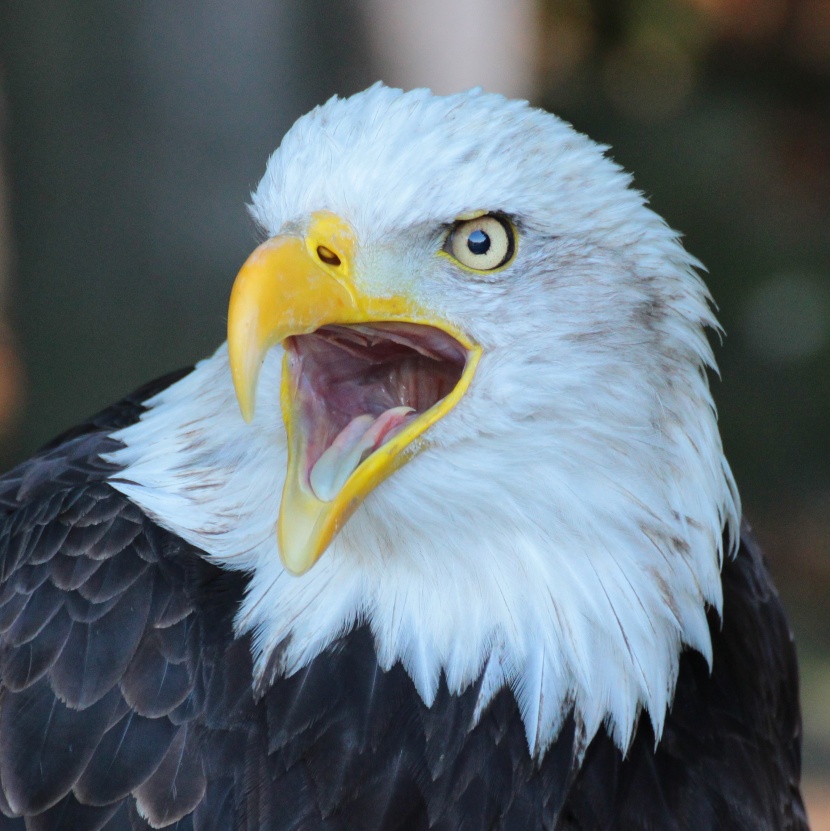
[227,212,480,575]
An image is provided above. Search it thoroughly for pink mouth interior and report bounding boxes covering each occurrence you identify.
[284,323,467,501]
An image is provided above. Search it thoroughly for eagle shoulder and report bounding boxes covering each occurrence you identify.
[0,371,252,830]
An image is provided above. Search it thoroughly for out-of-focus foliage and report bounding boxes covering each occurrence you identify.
[536,0,830,781]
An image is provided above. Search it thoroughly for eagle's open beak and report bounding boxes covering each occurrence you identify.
[227,211,480,575]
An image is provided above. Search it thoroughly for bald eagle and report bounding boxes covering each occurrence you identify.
[0,86,808,830]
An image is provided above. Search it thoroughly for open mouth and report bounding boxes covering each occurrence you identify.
[284,322,469,501]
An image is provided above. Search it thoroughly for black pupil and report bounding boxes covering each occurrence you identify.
[467,228,490,255]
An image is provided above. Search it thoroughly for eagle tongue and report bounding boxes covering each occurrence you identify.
[309,406,415,502]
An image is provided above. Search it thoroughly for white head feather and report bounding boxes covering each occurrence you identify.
[108,85,740,758]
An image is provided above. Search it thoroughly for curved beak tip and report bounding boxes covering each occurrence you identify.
[278,545,320,578]
[238,400,255,423]
[229,359,258,423]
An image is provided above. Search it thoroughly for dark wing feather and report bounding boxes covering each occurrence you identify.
[0,681,124,815]
[132,723,207,827]
[24,792,124,831]
[2,605,72,691]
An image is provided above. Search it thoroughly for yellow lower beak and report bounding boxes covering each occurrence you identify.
[227,213,479,575]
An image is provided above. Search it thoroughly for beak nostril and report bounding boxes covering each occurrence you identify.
[316,245,341,266]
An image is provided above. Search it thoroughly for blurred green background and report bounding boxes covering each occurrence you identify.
[0,0,828,819]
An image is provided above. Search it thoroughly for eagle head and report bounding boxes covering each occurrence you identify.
[110,84,740,757]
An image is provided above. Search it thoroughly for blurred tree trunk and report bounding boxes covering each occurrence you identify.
[363,0,539,99]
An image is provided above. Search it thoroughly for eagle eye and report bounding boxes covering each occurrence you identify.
[445,214,515,272]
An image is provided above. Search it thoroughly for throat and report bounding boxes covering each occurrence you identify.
[285,323,466,500]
